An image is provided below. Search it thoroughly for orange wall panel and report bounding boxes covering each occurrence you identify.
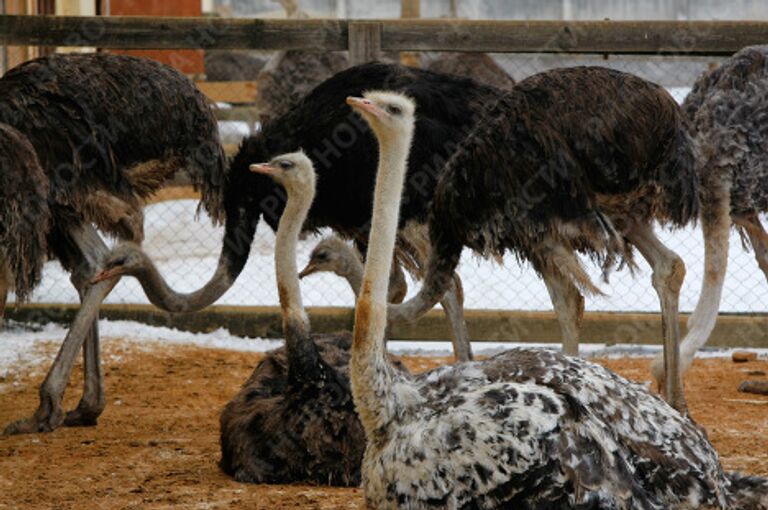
[107,0,204,75]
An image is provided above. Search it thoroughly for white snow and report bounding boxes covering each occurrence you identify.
[2,319,765,385]
[14,198,765,315]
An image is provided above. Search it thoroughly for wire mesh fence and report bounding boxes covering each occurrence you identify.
[2,0,766,316]
[6,43,766,316]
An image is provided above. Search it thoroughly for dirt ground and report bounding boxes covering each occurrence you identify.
[1,341,767,510]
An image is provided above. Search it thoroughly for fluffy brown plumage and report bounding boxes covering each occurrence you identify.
[0,123,50,302]
[1,53,226,435]
[219,333,365,485]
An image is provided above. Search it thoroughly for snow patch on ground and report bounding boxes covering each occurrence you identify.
[2,319,766,390]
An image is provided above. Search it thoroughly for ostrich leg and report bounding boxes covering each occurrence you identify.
[541,270,584,357]
[440,274,472,361]
[626,223,687,413]
[3,226,118,435]
[0,254,8,329]
[62,260,108,427]
[734,212,768,283]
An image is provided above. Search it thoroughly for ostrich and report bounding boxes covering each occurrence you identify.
[0,123,50,329]
[216,151,365,485]
[300,235,408,304]
[349,89,768,510]
[91,61,512,364]
[379,66,698,412]
[1,53,226,435]
[650,45,768,388]
[425,52,515,90]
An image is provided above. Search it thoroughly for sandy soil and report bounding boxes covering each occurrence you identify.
[1,342,767,510]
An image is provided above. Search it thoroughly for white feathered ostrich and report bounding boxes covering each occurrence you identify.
[650,45,768,388]
[1,53,225,435]
[349,89,768,510]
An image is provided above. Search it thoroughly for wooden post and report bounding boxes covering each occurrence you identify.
[348,21,381,66]
[0,0,5,73]
[37,0,55,55]
[400,0,420,67]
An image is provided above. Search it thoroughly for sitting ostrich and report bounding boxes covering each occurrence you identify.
[382,67,697,412]
[350,89,768,510]
[650,45,768,388]
[92,62,515,364]
[0,123,50,329]
[217,152,364,485]
[1,53,225,435]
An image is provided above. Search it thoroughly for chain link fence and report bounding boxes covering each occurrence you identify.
[3,0,766,317]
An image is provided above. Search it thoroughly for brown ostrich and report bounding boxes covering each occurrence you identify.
[1,53,225,435]
[385,67,698,412]
[0,123,50,329]
[649,45,768,388]
[218,151,365,485]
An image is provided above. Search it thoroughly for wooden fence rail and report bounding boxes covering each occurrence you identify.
[1,15,768,55]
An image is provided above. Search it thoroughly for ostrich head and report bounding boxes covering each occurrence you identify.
[345,91,416,143]
[91,242,148,283]
[299,236,361,279]
[248,150,316,197]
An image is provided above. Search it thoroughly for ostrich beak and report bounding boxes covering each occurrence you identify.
[250,162,276,176]
[91,266,123,284]
[299,261,318,279]
[346,96,385,117]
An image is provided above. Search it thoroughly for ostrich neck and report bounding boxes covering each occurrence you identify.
[134,252,234,313]
[274,182,318,376]
[352,125,413,433]
[339,259,364,298]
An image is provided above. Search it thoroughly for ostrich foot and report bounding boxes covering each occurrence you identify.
[63,401,103,427]
[3,403,64,435]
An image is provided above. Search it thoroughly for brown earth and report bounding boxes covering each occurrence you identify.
[1,341,767,509]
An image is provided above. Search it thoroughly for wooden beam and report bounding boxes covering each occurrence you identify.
[348,21,381,66]
[0,15,347,50]
[7,304,768,348]
[1,16,767,55]
[380,19,768,54]
[196,80,258,103]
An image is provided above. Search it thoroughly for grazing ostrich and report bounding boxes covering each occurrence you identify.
[650,45,768,388]
[382,67,697,412]
[217,151,364,485]
[300,235,408,304]
[350,89,768,510]
[425,52,515,90]
[0,123,50,329]
[1,53,225,435]
[93,61,509,364]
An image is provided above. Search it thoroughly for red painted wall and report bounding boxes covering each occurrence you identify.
[107,0,204,75]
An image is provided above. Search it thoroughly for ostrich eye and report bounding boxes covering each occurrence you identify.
[278,160,294,170]
[107,256,127,268]
[386,105,402,115]
[315,252,328,261]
